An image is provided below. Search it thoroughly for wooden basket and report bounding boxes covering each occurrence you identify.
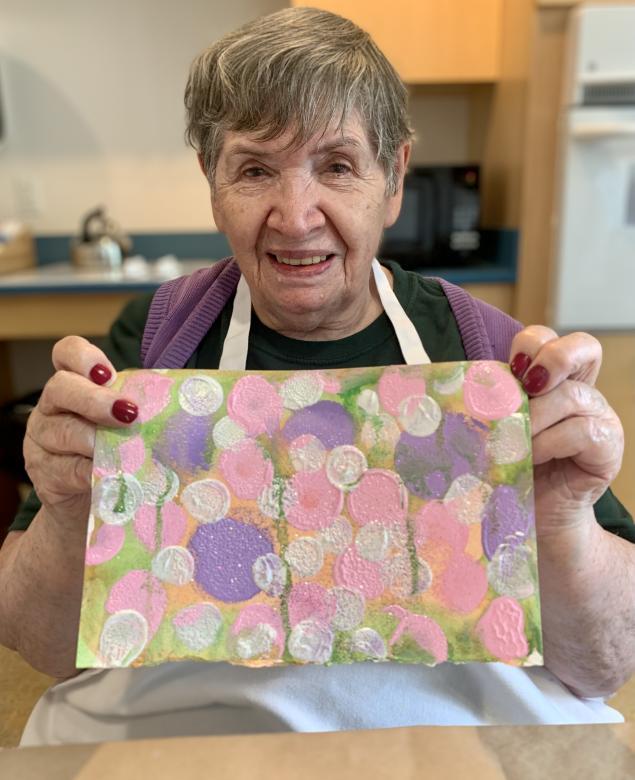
[0,230,37,275]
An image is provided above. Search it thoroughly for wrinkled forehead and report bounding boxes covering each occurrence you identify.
[217,113,378,166]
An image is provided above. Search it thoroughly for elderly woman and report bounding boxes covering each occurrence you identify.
[2,8,634,745]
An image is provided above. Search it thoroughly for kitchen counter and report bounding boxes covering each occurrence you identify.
[0,259,213,296]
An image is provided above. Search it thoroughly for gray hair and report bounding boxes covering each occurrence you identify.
[184,7,413,195]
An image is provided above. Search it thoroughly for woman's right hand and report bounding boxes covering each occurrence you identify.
[23,335,139,533]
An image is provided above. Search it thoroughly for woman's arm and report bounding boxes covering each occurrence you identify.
[0,337,138,677]
[511,326,634,696]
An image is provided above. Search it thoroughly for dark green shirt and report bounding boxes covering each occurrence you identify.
[10,261,635,540]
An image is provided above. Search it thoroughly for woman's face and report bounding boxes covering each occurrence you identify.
[209,114,409,339]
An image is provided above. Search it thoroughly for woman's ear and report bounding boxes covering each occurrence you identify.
[384,142,411,229]
[197,153,207,177]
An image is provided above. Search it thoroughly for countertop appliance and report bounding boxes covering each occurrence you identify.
[379,164,481,269]
[551,3,635,330]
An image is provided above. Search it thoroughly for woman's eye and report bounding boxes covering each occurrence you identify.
[328,162,352,175]
[242,167,267,178]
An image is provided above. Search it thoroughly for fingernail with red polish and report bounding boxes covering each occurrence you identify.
[112,399,139,424]
[523,365,550,395]
[510,352,531,379]
[89,363,112,385]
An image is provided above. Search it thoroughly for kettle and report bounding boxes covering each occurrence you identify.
[70,207,132,269]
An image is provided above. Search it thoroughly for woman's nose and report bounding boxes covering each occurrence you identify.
[266,176,326,237]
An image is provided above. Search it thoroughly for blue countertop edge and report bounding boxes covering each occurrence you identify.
[0,229,517,295]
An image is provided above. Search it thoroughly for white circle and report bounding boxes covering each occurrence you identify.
[487,415,530,465]
[280,373,323,410]
[398,394,442,437]
[173,603,222,651]
[258,478,297,519]
[318,516,353,555]
[141,463,179,505]
[350,627,387,660]
[212,415,246,450]
[285,537,324,578]
[326,445,367,490]
[151,546,195,585]
[384,553,433,598]
[330,587,365,631]
[182,479,230,523]
[178,375,223,416]
[360,413,402,450]
[235,623,278,660]
[252,553,287,597]
[488,543,535,600]
[99,610,148,667]
[443,474,493,525]
[355,522,390,562]
[357,388,380,415]
[288,619,333,664]
[96,474,144,525]
[433,365,465,396]
[289,435,326,472]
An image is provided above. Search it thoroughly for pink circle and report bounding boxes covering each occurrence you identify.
[377,367,426,416]
[288,583,336,628]
[439,553,488,614]
[333,545,384,599]
[385,606,448,664]
[227,376,282,435]
[86,524,125,565]
[106,570,167,639]
[219,439,273,500]
[347,469,408,527]
[463,362,522,421]
[120,372,174,423]
[133,501,187,552]
[287,469,343,531]
[231,604,285,654]
[413,501,468,554]
[119,436,146,473]
[476,597,529,661]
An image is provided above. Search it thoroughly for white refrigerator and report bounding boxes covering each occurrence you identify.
[551,3,635,331]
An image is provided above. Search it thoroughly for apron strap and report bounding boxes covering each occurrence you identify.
[371,259,430,365]
[218,274,252,370]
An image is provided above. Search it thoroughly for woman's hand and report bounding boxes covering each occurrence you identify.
[509,326,624,540]
[509,326,634,696]
[23,335,138,534]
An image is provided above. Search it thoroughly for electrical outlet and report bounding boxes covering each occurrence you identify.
[13,176,45,219]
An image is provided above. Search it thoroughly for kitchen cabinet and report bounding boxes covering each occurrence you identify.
[291,1,503,83]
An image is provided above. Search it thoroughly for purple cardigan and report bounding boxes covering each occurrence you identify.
[141,257,522,368]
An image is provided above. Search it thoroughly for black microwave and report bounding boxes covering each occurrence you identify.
[380,164,481,268]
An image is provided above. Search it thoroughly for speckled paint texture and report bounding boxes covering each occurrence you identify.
[77,362,543,669]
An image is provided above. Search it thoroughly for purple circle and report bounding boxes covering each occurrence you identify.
[282,401,354,449]
[394,413,487,499]
[154,411,213,473]
[482,485,532,560]
[189,518,274,602]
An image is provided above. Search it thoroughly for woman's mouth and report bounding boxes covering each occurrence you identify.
[267,252,335,271]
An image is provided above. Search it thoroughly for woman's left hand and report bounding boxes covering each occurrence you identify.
[509,326,624,540]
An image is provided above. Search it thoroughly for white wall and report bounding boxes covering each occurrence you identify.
[0,0,286,234]
[0,1,479,238]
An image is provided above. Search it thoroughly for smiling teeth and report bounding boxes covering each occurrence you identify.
[275,255,327,266]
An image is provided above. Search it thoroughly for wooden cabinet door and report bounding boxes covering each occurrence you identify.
[291,0,502,83]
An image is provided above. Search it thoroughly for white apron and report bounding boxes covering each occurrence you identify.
[21,261,622,745]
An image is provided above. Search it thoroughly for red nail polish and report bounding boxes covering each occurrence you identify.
[510,352,531,379]
[112,399,139,424]
[89,363,112,385]
[523,365,550,395]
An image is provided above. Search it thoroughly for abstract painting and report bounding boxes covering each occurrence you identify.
[77,362,542,669]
